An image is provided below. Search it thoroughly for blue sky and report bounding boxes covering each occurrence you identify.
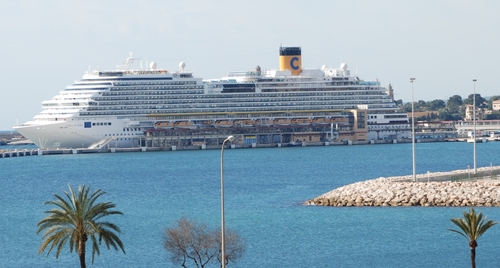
[1,0,498,130]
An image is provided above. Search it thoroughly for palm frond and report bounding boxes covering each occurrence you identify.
[449,208,498,245]
[37,184,125,265]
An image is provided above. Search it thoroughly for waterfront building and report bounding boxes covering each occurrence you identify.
[465,105,484,121]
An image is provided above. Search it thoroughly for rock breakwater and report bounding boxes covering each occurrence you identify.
[306,176,500,207]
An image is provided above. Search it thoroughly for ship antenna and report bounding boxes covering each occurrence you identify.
[117,51,142,71]
[124,51,134,70]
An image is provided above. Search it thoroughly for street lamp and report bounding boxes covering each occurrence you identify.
[473,79,477,175]
[220,135,235,268]
[410,78,416,182]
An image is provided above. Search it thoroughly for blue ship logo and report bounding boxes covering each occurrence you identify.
[290,57,299,70]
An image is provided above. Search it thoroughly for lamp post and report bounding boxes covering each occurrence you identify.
[410,78,416,182]
[473,79,477,175]
[220,135,235,268]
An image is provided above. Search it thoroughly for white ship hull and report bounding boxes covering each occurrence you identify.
[14,117,145,148]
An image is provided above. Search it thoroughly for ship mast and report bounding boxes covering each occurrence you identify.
[117,51,142,70]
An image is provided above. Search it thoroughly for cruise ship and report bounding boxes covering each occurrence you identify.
[14,47,409,149]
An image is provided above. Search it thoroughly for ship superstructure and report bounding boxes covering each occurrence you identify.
[14,48,409,149]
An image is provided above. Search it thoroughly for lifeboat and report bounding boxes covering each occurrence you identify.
[331,117,348,123]
[273,118,292,126]
[214,120,234,128]
[255,118,273,126]
[174,121,196,130]
[233,119,255,128]
[155,121,174,129]
[312,117,331,126]
[291,118,312,126]
[198,120,214,128]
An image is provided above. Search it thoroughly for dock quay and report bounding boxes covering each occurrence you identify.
[0,141,352,158]
[0,147,177,158]
[0,136,434,159]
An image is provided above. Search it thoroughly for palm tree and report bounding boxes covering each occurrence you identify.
[448,208,497,268]
[37,184,125,268]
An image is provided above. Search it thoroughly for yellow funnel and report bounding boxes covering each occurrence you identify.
[279,47,302,76]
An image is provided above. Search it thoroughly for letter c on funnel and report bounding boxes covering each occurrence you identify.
[290,57,299,70]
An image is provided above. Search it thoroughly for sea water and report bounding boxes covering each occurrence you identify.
[1,142,500,267]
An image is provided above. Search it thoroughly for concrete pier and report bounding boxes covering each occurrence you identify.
[0,140,351,159]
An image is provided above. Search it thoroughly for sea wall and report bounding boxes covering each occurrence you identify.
[305,169,500,207]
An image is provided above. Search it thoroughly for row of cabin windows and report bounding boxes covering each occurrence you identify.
[101,90,387,98]
[94,95,391,103]
[111,85,203,91]
[84,103,396,112]
[104,127,143,138]
[85,100,389,109]
[113,81,197,86]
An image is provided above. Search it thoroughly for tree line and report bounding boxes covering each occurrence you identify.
[396,95,500,121]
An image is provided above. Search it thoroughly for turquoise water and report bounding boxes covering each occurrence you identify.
[2,142,500,267]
